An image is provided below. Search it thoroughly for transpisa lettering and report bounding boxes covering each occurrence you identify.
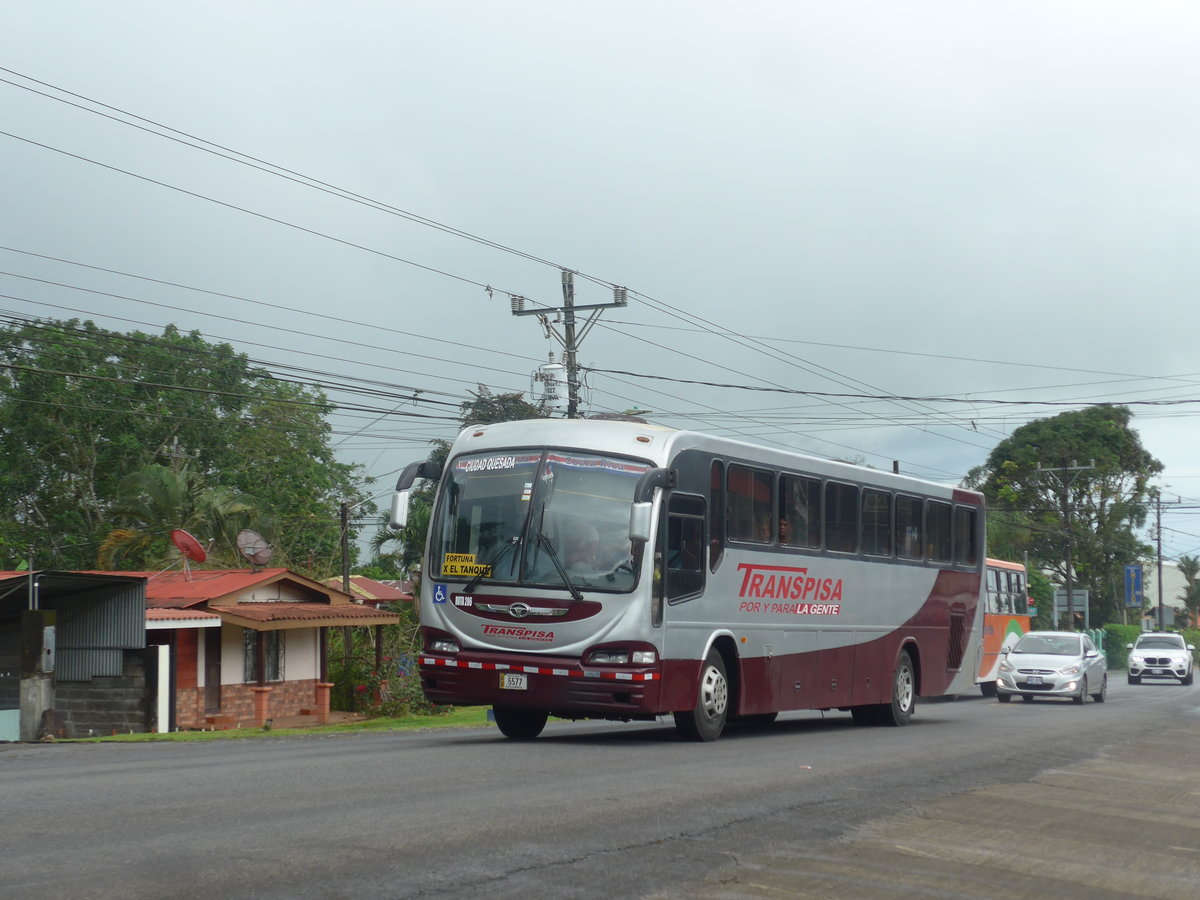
[481,624,555,642]
[736,563,843,615]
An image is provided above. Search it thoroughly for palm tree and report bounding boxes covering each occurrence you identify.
[98,464,261,569]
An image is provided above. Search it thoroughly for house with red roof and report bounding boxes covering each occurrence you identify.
[1,567,399,739]
[142,567,399,730]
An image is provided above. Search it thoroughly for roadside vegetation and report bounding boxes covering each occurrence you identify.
[64,706,491,743]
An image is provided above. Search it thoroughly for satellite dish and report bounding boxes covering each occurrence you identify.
[236,529,274,568]
[171,529,207,563]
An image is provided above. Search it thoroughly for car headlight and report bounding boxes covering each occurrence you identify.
[1060,664,1081,676]
[999,660,1014,673]
[1130,654,1144,665]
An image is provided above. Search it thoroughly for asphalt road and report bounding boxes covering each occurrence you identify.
[3,676,1198,899]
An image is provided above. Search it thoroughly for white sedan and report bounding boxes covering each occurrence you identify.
[996,630,1108,704]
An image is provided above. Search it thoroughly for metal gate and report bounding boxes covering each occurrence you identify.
[0,629,19,741]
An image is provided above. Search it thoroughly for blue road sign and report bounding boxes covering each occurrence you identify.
[1124,564,1144,609]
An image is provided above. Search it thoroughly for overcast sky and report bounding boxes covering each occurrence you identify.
[2,2,1197,562]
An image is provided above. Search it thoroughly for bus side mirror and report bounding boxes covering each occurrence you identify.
[389,459,443,529]
[629,502,653,543]
[628,467,675,543]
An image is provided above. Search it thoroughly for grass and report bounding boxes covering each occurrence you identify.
[63,707,492,743]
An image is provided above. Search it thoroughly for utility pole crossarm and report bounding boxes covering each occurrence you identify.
[510,272,628,419]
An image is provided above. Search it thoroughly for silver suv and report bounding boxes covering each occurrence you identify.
[1127,632,1195,685]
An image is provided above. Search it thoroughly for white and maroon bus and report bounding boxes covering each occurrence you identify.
[392,418,985,741]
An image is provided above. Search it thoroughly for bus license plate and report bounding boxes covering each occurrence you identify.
[500,672,528,690]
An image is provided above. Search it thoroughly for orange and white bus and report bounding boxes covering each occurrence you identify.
[393,418,987,741]
[976,558,1032,695]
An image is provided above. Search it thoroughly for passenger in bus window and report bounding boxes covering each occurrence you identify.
[563,522,601,572]
[779,516,790,544]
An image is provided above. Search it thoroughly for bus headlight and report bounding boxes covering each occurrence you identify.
[584,647,658,666]
[587,649,628,664]
[430,638,460,654]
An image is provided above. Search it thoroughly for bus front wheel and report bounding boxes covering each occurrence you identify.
[674,649,729,742]
[493,706,548,740]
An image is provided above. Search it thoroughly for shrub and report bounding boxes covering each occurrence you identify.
[1103,624,1143,670]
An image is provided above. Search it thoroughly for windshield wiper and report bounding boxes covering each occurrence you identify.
[537,533,584,602]
[463,537,520,594]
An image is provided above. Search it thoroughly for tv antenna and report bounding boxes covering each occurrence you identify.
[236,529,274,570]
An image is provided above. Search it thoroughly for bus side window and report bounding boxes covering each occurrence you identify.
[862,489,892,557]
[926,501,952,563]
[709,460,724,572]
[824,481,859,554]
[895,495,923,559]
[780,474,821,548]
[728,464,773,544]
[953,506,978,567]
[667,494,706,602]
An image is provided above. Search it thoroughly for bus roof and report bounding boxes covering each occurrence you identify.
[450,418,981,502]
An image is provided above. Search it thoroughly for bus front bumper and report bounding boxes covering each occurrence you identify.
[419,652,665,718]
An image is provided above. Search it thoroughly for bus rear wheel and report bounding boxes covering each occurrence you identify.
[878,649,915,726]
[674,648,729,742]
[851,650,915,726]
[493,706,548,740]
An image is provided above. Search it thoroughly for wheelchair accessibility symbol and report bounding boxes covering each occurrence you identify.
[433,584,448,604]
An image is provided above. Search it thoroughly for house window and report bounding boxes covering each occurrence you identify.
[243,630,284,683]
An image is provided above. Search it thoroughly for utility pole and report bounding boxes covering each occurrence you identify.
[1038,461,1093,631]
[511,271,628,418]
[1155,492,1164,630]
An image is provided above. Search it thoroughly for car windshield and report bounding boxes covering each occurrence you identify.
[1014,634,1081,656]
[1135,636,1184,650]
[429,449,652,592]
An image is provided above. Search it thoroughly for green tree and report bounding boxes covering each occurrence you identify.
[1178,555,1200,627]
[965,405,1161,627]
[97,464,260,568]
[0,317,367,573]
[459,384,548,425]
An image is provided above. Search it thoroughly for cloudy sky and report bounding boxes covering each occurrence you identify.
[2,2,1197,563]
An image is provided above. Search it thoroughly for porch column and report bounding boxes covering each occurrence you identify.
[314,681,333,724]
[251,685,273,727]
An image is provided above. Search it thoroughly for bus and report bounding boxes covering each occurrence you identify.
[391,418,986,741]
[976,558,1033,696]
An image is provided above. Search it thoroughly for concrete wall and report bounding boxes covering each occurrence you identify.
[52,650,150,739]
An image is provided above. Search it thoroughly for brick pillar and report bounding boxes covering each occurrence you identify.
[315,682,333,724]
[251,685,273,726]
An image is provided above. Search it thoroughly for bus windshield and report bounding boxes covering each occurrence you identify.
[430,449,652,591]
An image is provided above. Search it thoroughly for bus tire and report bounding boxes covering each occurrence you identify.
[674,648,729,742]
[878,649,916,726]
[493,706,548,740]
[978,681,997,697]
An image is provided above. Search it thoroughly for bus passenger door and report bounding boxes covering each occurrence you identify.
[658,494,707,675]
